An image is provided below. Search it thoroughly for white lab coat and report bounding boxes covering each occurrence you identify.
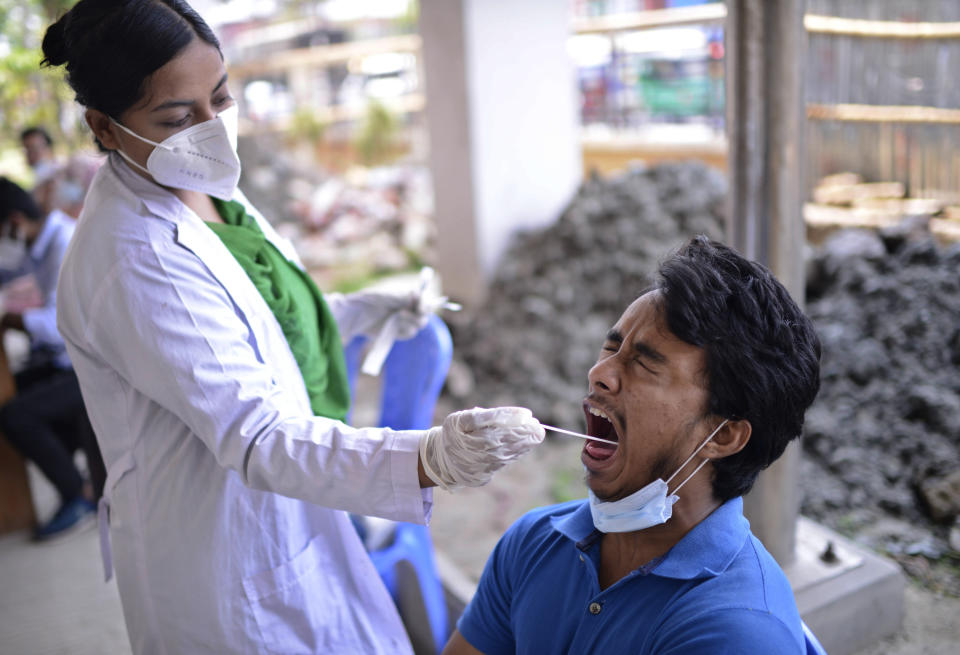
[57,155,431,655]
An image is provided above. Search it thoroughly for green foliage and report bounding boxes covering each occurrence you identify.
[289,107,327,144]
[395,0,419,34]
[354,100,399,167]
[550,470,585,504]
[0,0,79,154]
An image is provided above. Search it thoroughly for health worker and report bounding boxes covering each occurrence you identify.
[43,2,544,654]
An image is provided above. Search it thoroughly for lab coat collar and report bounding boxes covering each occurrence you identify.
[108,153,281,354]
[108,154,301,268]
[109,153,243,283]
[108,153,237,226]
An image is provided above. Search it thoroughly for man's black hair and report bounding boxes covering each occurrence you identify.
[654,235,821,501]
[0,177,43,222]
[20,126,54,147]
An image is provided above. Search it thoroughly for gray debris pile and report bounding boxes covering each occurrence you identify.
[445,161,726,430]
[801,227,960,584]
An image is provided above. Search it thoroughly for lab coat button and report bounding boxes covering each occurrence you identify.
[589,602,602,615]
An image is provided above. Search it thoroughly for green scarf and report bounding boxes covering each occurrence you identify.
[207,198,349,420]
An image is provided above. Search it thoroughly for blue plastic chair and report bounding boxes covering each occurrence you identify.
[803,620,828,655]
[344,314,453,654]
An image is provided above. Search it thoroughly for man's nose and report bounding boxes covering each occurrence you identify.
[588,357,620,394]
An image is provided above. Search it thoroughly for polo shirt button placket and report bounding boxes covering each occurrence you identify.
[588,601,602,615]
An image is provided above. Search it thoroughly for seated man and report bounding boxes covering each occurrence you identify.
[444,236,821,654]
[0,177,103,540]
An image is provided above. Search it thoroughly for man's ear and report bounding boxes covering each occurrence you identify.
[85,108,120,151]
[704,418,751,459]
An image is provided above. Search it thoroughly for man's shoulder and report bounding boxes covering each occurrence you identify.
[646,523,805,653]
[508,499,586,538]
[730,531,798,607]
[492,500,588,561]
[517,499,584,522]
[662,525,801,638]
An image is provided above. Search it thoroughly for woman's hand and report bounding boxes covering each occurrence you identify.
[418,407,545,490]
[329,288,427,343]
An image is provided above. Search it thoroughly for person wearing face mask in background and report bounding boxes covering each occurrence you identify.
[20,126,99,219]
[20,127,62,215]
[0,177,104,540]
[43,2,544,654]
[443,236,822,655]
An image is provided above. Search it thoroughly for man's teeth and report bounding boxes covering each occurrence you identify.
[588,406,610,421]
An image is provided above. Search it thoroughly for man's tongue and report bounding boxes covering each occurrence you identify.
[584,440,618,460]
[584,411,619,461]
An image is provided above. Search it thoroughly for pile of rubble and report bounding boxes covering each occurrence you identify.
[445,161,726,431]
[237,134,435,290]
[801,227,960,590]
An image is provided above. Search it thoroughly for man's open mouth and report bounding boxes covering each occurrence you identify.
[583,403,619,461]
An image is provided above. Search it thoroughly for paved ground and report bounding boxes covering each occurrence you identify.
[0,464,131,655]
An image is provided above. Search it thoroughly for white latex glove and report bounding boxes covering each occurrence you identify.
[326,289,426,345]
[419,407,546,490]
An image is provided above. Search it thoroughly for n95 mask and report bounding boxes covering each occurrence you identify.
[112,104,241,201]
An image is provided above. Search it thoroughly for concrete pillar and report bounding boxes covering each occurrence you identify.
[725,0,806,566]
[419,0,582,305]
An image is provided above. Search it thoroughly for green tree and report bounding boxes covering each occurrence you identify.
[0,0,77,156]
[355,100,399,166]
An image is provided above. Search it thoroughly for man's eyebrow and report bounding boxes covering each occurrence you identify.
[633,340,667,364]
[150,74,229,113]
[605,329,623,344]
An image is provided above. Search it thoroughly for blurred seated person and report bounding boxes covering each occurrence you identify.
[443,237,822,655]
[21,126,98,218]
[0,177,102,540]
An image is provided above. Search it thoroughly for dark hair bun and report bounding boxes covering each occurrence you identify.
[38,0,221,121]
[40,13,69,67]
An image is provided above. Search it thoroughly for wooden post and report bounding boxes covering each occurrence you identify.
[725,0,807,566]
[0,341,36,533]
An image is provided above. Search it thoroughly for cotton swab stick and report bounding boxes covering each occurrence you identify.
[541,424,618,446]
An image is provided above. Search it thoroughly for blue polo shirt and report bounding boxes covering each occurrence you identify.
[457,497,804,654]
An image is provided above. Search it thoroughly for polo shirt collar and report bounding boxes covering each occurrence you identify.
[552,496,750,581]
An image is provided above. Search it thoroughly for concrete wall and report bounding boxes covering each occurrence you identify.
[421,0,582,304]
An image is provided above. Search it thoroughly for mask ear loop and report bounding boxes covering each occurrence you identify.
[665,419,729,495]
[109,118,177,176]
[111,119,167,149]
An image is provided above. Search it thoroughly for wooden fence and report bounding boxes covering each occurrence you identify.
[806,0,960,201]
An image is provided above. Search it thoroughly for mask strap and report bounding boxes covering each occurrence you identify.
[665,418,729,495]
[110,118,170,176]
[111,119,167,149]
[113,148,153,177]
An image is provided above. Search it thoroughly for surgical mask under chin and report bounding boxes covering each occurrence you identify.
[0,232,27,271]
[111,103,241,201]
[589,419,729,533]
